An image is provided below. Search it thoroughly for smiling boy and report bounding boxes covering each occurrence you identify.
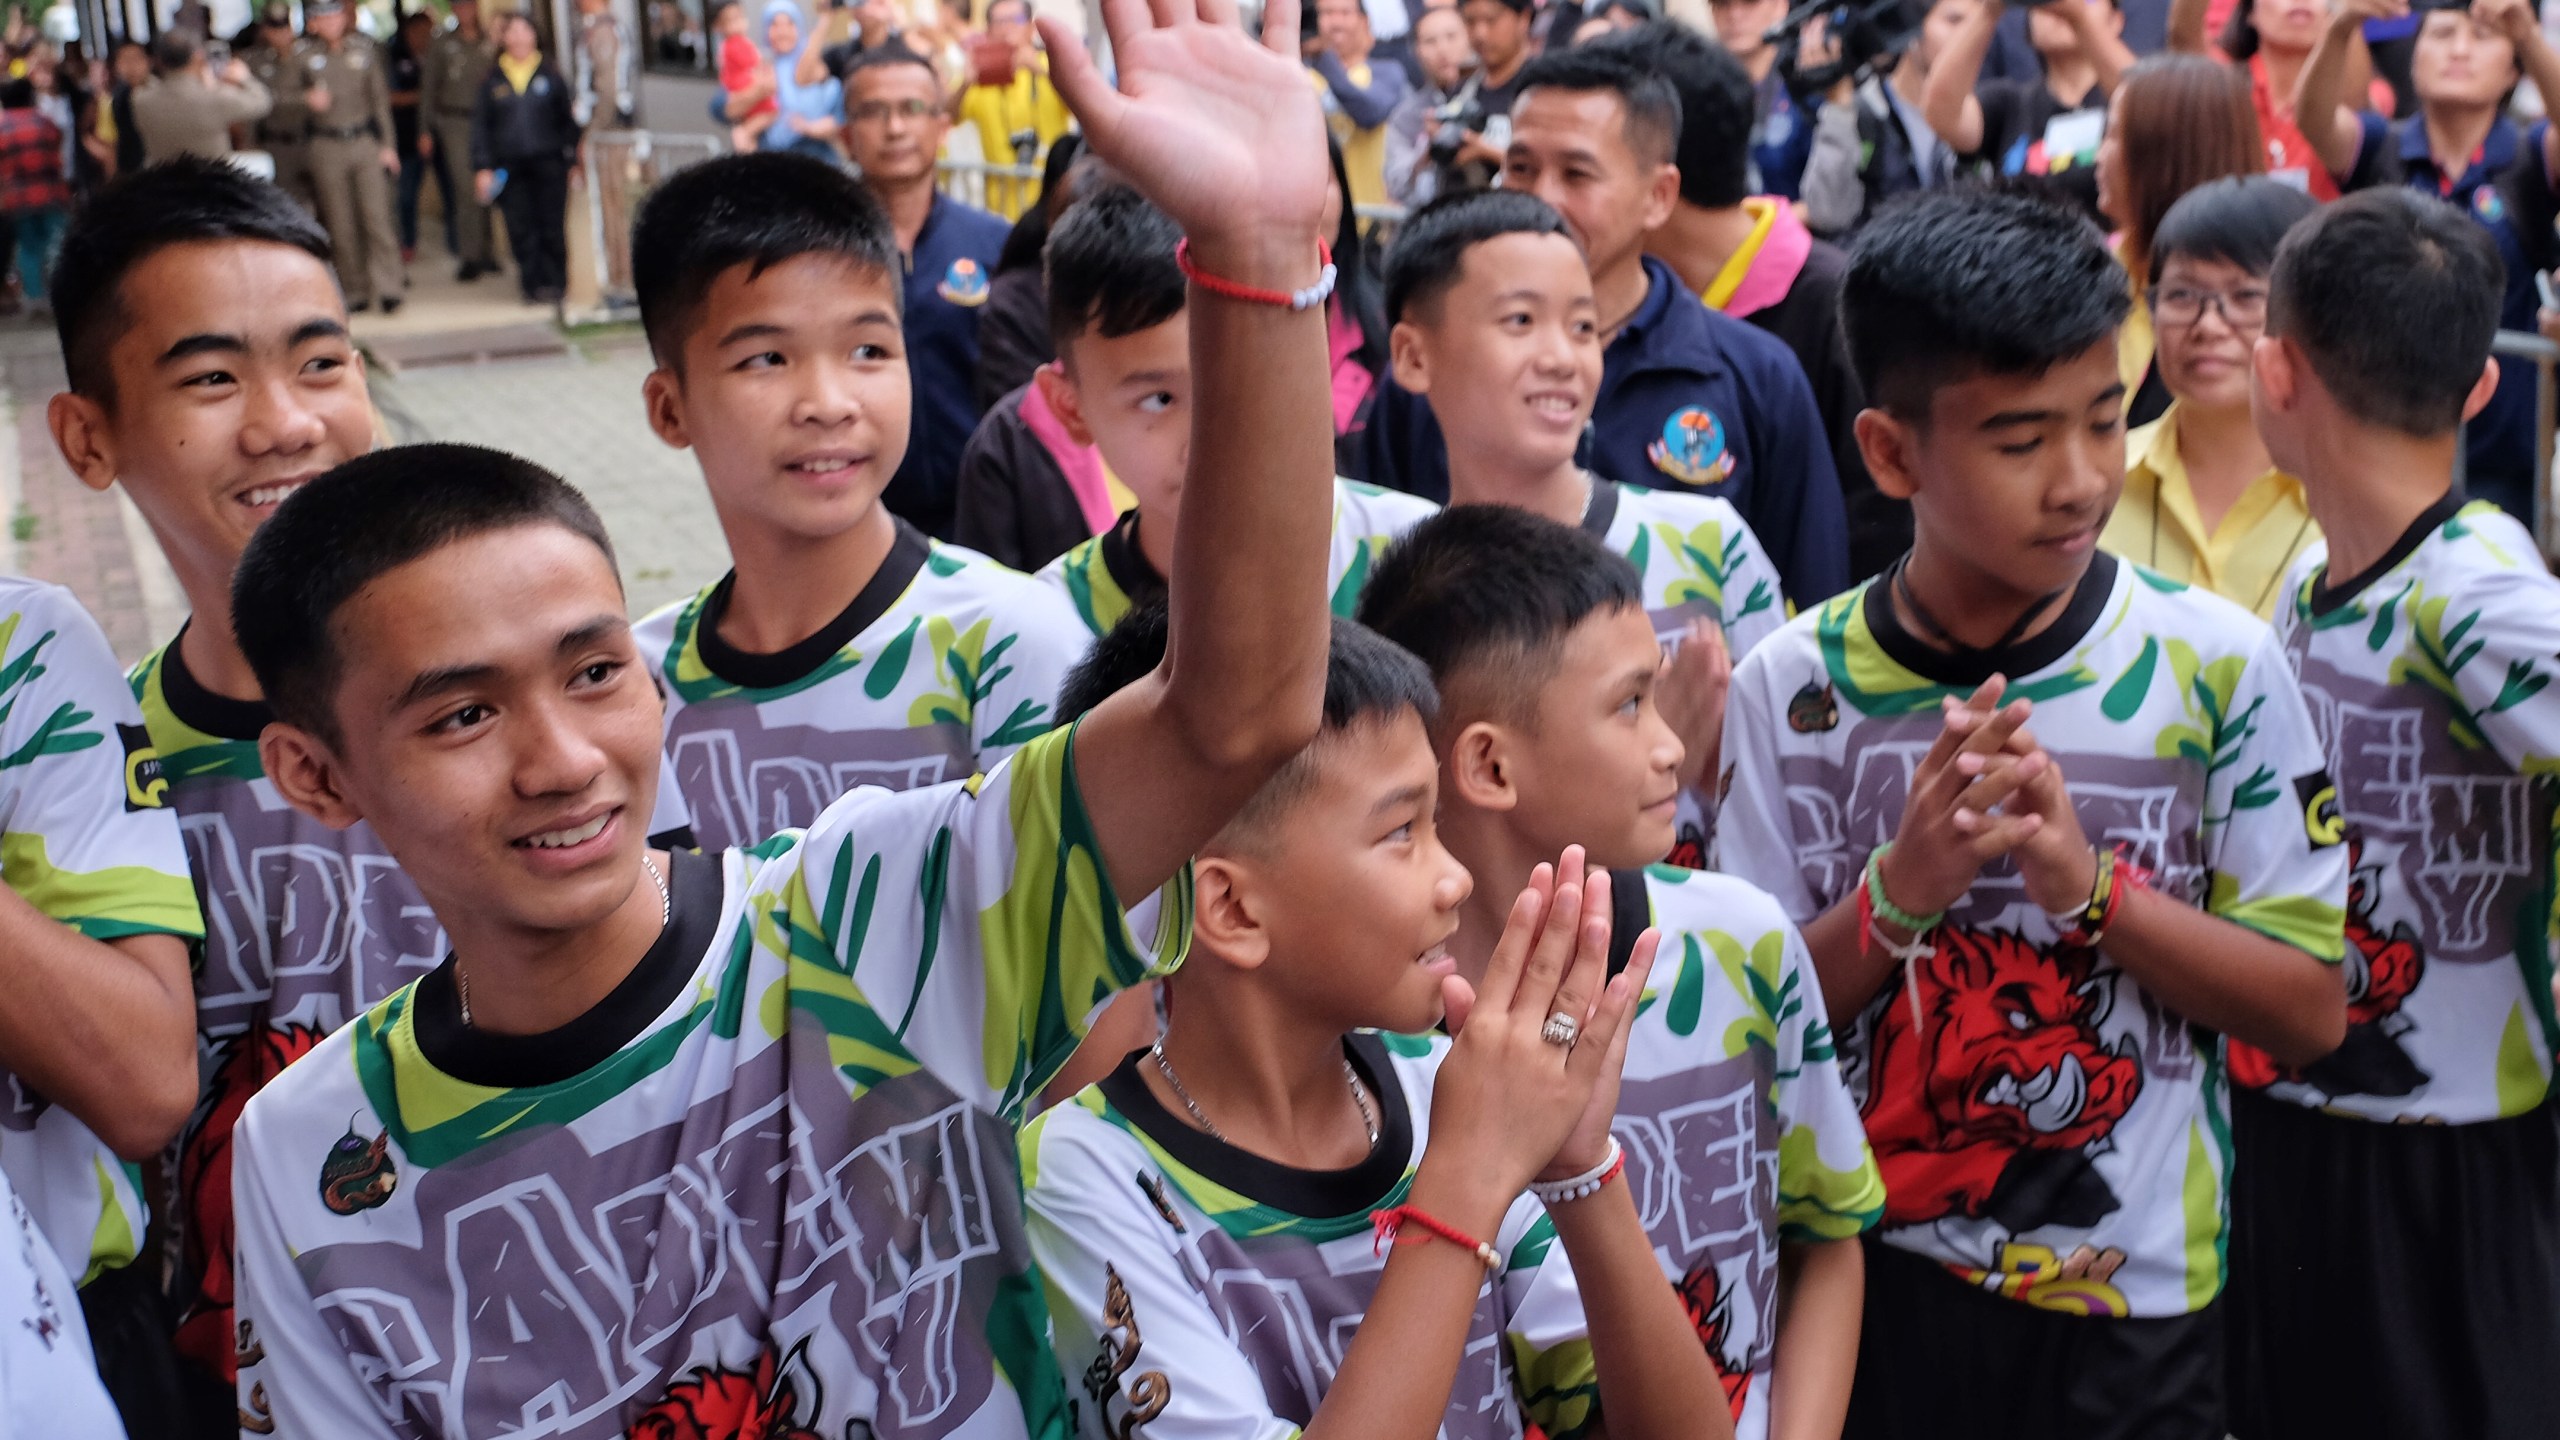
[631,152,1090,855]
[1712,189,2347,1439]
[1359,505,1884,1440]
[225,0,1348,1430]
[1033,181,1437,638]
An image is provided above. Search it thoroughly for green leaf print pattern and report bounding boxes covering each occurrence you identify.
[2384,585,2495,750]
[0,614,101,770]
[1654,519,1777,631]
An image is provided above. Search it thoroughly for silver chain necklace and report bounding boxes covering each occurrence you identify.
[1150,1040,1379,1150]
[459,855,670,1029]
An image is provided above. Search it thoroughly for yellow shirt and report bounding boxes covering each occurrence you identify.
[957,63,1072,220]
[497,51,542,95]
[2102,405,2321,621]
[1314,65,1389,216]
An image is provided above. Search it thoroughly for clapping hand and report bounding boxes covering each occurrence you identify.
[1423,848,1658,1227]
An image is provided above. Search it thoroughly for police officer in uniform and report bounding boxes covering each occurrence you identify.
[300,0,406,311]
[420,0,497,280]
[244,2,315,209]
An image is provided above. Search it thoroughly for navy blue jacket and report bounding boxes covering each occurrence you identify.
[884,192,1012,539]
[1352,255,1850,606]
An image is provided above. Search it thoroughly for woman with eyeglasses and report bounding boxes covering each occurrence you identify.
[2100,175,2322,619]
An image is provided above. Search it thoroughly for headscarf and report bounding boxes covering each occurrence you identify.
[760,0,842,152]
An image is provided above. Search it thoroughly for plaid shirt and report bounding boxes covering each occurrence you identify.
[0,110,66,214]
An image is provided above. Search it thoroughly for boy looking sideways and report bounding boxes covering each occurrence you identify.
[225,0,1349,1427]
[0,577,200,1429]
[1028,606,1724,1440]
[1033,180,1437,638]
[2229,185,2560,1440]
[1384,188,1788,852]
[39,159,664,1417]
[1362,44,1850,611]
[1359,504,1885,1440]
[1714,189,2348,1439]
[632,152,1090,854]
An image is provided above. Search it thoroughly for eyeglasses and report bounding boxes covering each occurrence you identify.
[850,98,940,123]
[2151,285,2268,329]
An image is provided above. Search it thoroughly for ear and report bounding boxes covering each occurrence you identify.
[1035,360,1096,447]
[2463,355,2500,423]
[1639,161,1679,235]
[1443,719,1521,814]
[1389,319,1431,396]
[1190,855,1274,971]
[641,365,693,451]
[258,724,364,832]
[46,390,118,494]
[1853,407,1923,502]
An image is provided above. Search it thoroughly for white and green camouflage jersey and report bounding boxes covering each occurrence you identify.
[0,579,199,1284]
[638,521,1090,853]
[131,630,691,1390]
[2232,499,2560,1125]
[1037,480,1439,639]
[1606,865,1882,1438]
[232,723,1189,1439]
[1714,552,2348,1319]
[1022,1031,1602,1440]
[1582,479,1787,658]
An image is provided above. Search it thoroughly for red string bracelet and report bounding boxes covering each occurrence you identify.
[1174,237,1339,312]
[1372,1203,1502,1272]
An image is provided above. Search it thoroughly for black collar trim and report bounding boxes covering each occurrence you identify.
[1099,1031,1415,1218]
[1863,551,2118,689]
[1608,867,1651,979]
[2306,493,2464,618]
[411,846,723,1090]
[159,622,274,742]
[1581,475,1621,539]
[693,520,930,691]
[1098,508,1168,613]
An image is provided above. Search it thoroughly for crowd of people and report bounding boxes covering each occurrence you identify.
[0,0,2557,1434]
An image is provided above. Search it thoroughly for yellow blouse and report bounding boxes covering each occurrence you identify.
[2102,405,2321,621]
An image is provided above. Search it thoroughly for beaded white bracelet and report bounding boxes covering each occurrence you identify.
[1529,1136,1624,1207]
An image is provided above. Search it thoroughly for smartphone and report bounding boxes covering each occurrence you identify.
[969,33,1015,87]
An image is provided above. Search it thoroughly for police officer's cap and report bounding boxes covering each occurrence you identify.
[257,1,291,24]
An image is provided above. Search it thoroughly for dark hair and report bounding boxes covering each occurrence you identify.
[151,27,199,68]
[1842,188,2130,418]
[2109,54,2262,277]
[841,39,940,89]
[1355,504,1642,727]
[232,445,620,743]
[1513,39,1682,169]
[1045,180,1185,354]
[1326,134,1392,383]
[2148,174,2316,285]
[1598,21,1743,205]
[496,9,537,37]
[52,157,334,403]
[1383,187,1572,325]
[1058,603,1440,837]
[2267,185,2501,438]
[0,79,34,110]
[631,151,900,367]
[993,131,1085,276]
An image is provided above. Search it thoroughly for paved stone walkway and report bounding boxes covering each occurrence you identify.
[3,324,730,663]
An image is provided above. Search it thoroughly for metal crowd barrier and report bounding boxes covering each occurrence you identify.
[584,130,728,307]
[2488,329,2559,564]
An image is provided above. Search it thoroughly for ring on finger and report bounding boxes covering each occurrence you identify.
[1541,1012,1580,1048]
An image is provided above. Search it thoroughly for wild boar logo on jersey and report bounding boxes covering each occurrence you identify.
[175,1023,325,1379]
[625,1343,826,1440]
[2229,839,2427,1097]
[315,1121,398,1215]
[1860,927,2142,1233]
[1678,1261,1752,1421]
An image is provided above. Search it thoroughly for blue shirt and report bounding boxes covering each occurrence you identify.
[2350,112,2557,523]
[885,191,1011,539]
[1351,255,1850,606]
[1754,67,1815,201]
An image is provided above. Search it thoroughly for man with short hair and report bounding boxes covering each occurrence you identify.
[1437,0,1529,192]
[848,47,1011,540]
[1384,2,1470,206]
[571,0,634,130]
[242,1,314,209]
[1309,0,1409,212]
[419,0,496,280]
[298,0,406,312]
[129,26,272,163]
